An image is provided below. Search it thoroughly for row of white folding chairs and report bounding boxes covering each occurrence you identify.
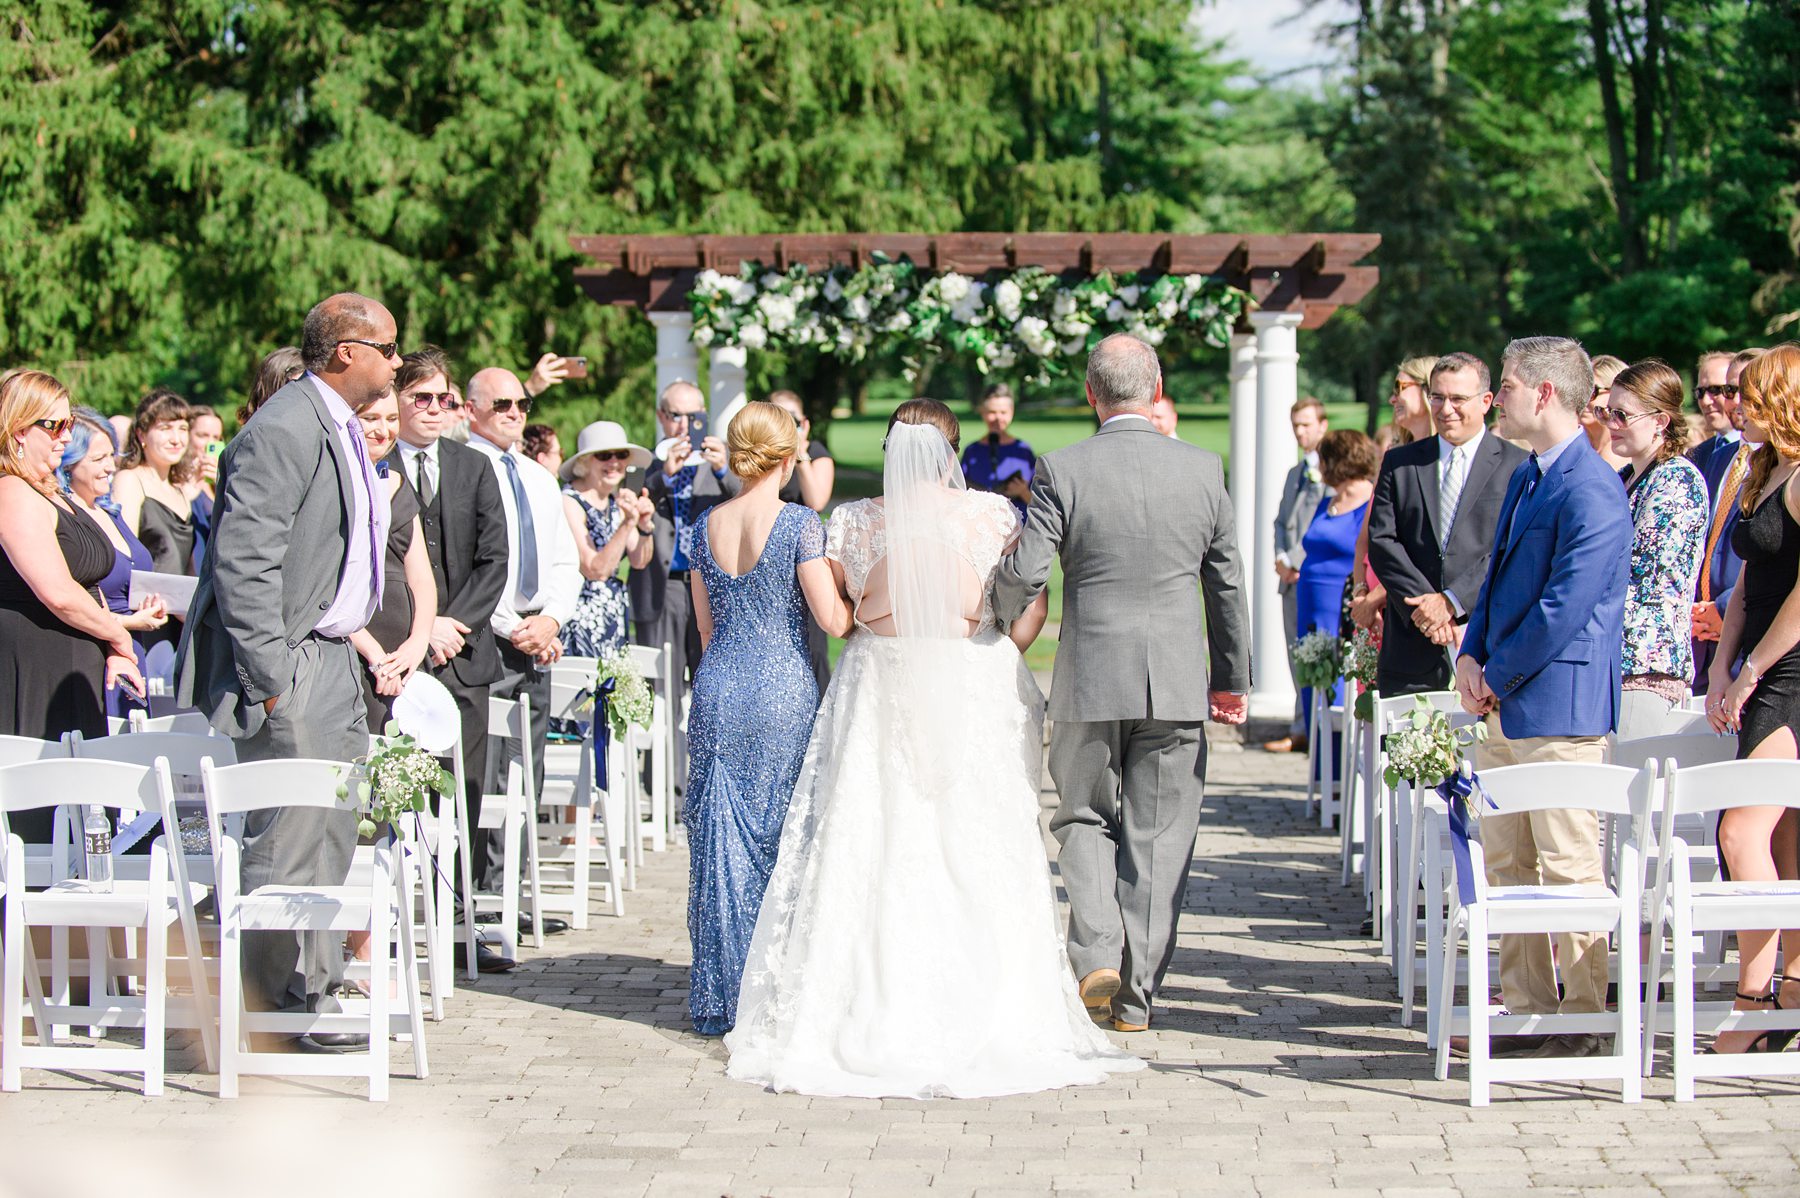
[0,752,428,1100]
[1429,755,1800,1104]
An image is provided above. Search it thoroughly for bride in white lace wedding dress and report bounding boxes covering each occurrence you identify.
[724,402,1143,1098]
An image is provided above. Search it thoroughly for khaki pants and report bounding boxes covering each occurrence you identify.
[1475,713,1610,1015]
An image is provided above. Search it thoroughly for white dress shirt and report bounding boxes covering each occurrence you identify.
[397,435,440,500]
[467,433,580,637]
[1435,427,1486,614]
[1100,412,1153,429]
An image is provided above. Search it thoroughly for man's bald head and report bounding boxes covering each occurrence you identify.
[658,380,703,415]
[1085,334,1162,415]
[300,291,399,407]
[465,367,529,449]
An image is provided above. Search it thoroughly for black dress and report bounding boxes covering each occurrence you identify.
[136,494,195,652]
[360,478,420,728]
[1730,475,1800,756]
[0,493,113,841]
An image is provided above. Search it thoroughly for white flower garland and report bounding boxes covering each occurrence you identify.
[687,257,1251,382]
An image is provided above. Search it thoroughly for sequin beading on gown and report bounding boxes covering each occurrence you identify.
[684,503,826,1035]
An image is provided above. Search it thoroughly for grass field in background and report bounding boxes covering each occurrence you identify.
[819,397,1365,674]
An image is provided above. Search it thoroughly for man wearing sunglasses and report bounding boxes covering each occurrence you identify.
[1691,347,1766,693]
[465,366,580,901]
[1689,350,1741,494]
[178,291,401,1042]
[631,380,739,784]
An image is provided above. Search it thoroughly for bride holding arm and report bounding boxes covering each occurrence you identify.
[725,399,1140,1098]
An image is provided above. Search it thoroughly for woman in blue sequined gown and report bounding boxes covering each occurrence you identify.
[684,403,853,1035]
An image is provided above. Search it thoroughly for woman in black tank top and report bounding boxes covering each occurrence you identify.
[1706,344,1800,1053]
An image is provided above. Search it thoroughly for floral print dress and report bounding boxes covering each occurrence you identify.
[1620,455,1708,699]
[560,487,630,660]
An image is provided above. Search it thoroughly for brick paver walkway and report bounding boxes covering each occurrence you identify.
[3,737,1794,1196]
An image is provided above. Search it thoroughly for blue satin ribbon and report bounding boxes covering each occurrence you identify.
[590,677,617,793]
[1436,769,1495,905]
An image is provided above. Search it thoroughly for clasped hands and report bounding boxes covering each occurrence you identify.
[1404,591,1458,646]
[512,614,563,665]
[1690,601,1723,643]
[1454,654,1497,716]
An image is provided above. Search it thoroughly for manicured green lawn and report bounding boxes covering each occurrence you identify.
[818,396,1364,674]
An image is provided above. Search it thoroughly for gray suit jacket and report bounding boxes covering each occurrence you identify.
[1273,458,1327,583]
[176,376,356,738]
[994,419,1251,723]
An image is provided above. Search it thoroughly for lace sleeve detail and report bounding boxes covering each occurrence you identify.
[963,491,1024,588]
[826,500,879,604]
[793,505,826,565]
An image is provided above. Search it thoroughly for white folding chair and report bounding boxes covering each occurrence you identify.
[1643,758,1800,1099]
[1432,761,1649,1106]
[629,643,676,855]
[1305,684,1345,829]
[127,711,217,736]
[68,732,232,1069]
[1365,691,1464,958]
[0,736,74,890]
[202,758,427,1101]
[0,759,202,1095]
[541,662,628,923]
[473,696,544,959]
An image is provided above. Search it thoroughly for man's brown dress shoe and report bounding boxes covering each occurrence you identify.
[1111,1016,1149,1033]
[1078,968,1120,1023]
[1261,736,1295,754]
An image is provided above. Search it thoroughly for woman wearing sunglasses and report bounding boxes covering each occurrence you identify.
[558,421,656,660]
[0,370,146,839]
[1599,359,1708,741]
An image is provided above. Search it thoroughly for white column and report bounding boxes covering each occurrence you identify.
[648,311,699,401]
[1227,331,1258,626]
[708,344,748,428]
[1249,310,1305,722]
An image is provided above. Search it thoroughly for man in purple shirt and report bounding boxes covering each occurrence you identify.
[178,292,400,1041]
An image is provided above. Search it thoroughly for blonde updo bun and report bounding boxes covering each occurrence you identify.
[727,400,800,481]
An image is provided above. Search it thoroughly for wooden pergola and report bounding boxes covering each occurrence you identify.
[569,231,1382,721]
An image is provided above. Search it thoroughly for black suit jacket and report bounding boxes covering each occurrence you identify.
[385,439,509,688]
[1367,431,1529,692]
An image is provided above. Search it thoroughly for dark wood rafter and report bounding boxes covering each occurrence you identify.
[569,233,1380,332]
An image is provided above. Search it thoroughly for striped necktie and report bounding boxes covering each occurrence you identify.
[1699,444,1751,603]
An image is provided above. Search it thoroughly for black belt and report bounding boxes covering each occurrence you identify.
[668,569,691,581]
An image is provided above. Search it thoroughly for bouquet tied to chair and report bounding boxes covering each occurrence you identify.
[1385,696,1491,902]
[338,724,457,838]
[1291,630,1342,694]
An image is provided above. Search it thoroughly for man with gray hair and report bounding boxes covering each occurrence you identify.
[1454,335,1632,1059]
[995,333,1250,1033]
[178,292,399,1045]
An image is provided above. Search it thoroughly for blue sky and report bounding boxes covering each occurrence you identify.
[1199,0,1344,85]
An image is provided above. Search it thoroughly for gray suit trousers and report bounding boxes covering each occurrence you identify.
[1048,718,1207,1024]
[234,635,367,1013]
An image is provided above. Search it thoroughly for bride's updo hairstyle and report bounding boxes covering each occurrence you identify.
[886,398,960,452]
[726,400,800,481]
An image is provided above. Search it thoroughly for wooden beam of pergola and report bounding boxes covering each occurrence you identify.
[567,232,1380,331]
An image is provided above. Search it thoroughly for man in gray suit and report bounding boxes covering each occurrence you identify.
[994,334,1251,1033]
[178,292,400,1040]
[1268,398,1330,751]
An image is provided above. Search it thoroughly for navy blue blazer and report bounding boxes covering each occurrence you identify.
[1689,433,1739,497]
[1461,435,1633,740]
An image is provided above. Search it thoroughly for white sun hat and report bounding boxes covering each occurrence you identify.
[560,420,652,482]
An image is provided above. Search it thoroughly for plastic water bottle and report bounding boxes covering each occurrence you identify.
[83,806,113,892]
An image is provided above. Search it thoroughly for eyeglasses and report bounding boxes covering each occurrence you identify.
[660,408,703,423]
[591,450,633,463]
[27,418,72,437]
[1391,381,1421,396]
[485,397,533,415]
[1427,392,1484,407]
[1587,405,1660,430]
[338,338,400,360]
[1697,384,1740,401]
[405,391,462,412]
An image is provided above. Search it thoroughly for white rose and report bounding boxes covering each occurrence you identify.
[760,272,783,289]
[738,322,769,350]
[1105,299,1126,322]
[936,272,973,303]
[991,344,1018,370]
[726,277,756,304]
[1157,298,1179,321]
[1118,284,1141,306]
[1061,336,1086,356]
[695,269,723,293]
[1052,292,1078,318]
[846,295,872,320]
[995,279,1023,321]
[823,274,844,303]
[1089,290,1111,310]
[884,311,914,332]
